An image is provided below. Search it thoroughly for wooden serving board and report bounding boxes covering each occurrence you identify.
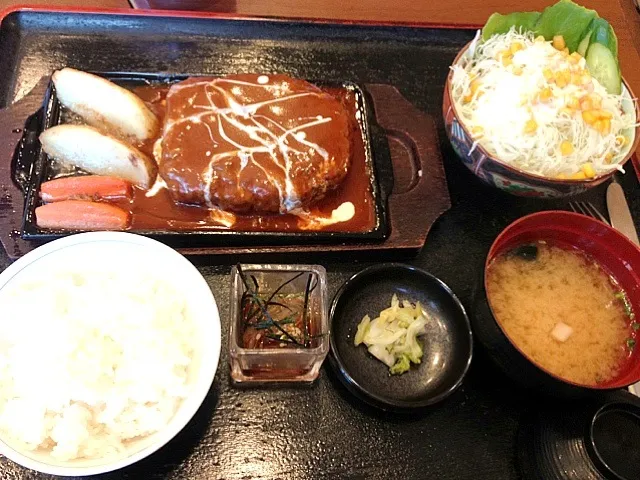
[0,78,450,260]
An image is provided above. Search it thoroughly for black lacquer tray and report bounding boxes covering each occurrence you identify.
[0,7,639,480]
[0,12,453,258]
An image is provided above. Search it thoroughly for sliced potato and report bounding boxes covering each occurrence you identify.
[52,67,159,142]
[40,125,157,189]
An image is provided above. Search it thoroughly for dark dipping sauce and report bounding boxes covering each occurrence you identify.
[240,293,320,350]
[114,81,377,233]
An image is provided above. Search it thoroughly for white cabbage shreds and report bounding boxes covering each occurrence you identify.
[0,270,196,461]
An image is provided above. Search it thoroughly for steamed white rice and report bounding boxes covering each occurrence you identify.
[0,269,195,461]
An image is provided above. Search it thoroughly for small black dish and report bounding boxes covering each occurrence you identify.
[517,400,640,480]
[329,263,473,411]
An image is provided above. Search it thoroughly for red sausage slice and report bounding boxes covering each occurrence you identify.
[35,200,130,231]
[40,176,133,203]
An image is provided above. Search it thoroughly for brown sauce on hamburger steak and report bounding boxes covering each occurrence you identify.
[159,74,351,214]
[109,75,377,233]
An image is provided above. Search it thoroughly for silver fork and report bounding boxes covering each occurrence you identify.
[568,201,610,225]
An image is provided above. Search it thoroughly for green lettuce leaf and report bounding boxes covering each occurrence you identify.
[482,11,541,41]
[533,0,597,52]
[481,0,597,53]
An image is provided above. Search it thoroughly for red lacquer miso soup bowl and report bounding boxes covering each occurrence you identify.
[471,211,640,397]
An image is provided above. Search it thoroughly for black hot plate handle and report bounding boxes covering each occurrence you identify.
[0,76,50,258]
[1,77,49,194]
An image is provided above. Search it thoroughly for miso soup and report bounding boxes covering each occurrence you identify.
[486,242,635,386]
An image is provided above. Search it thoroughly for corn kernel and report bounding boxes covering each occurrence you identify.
[599,109,613,119]
[553,35,566,50]
[543,68,554,81]
[464,79,481,102]
[569,52,582,63]
[560,141,574,155]
[471,126,484,137]
[616,135,628,146]
[567,97,580,110]
[605,153,614,164]
[570,171,587,180]
[591,119,611,135]
[524,118,538,134]
[502,55,513,67]
[581,163,596,178]
[570,72,582,85]
[535,35,546,43]
[582,110,598,124]
[555,70,570,88]
[510,42,524,54]
[538,87,553,103]
[593,119,604,132]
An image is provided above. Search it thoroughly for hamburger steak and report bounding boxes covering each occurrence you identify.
[158,74,352,214]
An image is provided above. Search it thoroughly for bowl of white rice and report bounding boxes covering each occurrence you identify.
[0,232,221,476]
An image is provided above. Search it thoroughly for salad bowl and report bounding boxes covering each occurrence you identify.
[443,41,640,198]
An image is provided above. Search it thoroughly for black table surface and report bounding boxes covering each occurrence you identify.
[0,9,639,480]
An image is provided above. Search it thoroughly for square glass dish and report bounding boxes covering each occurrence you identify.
[229,264,329,383]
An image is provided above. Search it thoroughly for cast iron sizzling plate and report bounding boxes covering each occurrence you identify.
[329,263,473,410]
[16,72,391,247]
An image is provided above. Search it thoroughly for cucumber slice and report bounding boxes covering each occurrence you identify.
[590,17,618,57]
[577,30,591,56]
[586,42,621,94]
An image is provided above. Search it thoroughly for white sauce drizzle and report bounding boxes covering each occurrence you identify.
[152,138,163,165]
[145,176,168,198]
[293,202,355,230]
[162,77,336,213]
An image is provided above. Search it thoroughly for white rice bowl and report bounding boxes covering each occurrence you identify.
[0,232,221,476]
